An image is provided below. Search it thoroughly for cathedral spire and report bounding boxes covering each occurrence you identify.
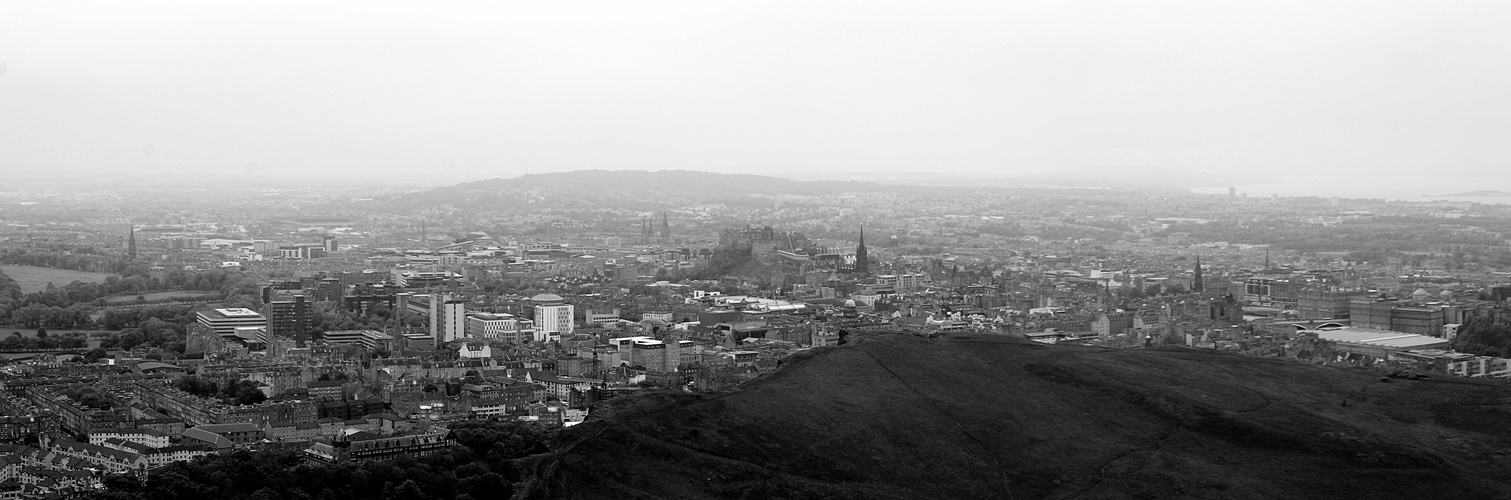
[1192,255,1204,293]
[127,223,137,260]
[661,212,670,243]
[854,224,869,275]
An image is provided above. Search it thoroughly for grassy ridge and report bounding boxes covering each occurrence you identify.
[518,334,1511,499]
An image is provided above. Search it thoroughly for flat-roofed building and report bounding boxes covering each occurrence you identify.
[466,312,519,340]
[1316,326,1451,359]
[320,330,393,351]
[196,308,268,336]
[1349,298,1447,337]
[875,273,927,290]
[1297,287,1369,319]
[585,308,621,327]
[89,428,169,449]
[307,428,454,463]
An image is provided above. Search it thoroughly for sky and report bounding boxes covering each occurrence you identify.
[2,1,1510,192]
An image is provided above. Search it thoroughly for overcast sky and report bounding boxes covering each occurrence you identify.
[2,1,1509,190]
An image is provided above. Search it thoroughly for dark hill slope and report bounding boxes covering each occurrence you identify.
[516,334,1511,500]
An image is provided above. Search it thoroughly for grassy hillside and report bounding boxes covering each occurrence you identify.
[516,334,1511,500]
[1,265,115,294]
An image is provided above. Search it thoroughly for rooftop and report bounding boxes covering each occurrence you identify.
[1316,327,1452,350]
[208,308,265,319]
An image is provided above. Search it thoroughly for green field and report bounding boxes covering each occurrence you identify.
[103,290,221,304]
[1,265,115,294]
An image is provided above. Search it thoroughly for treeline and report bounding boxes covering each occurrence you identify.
[98,305,201,331]
[0,247,121,274]
[0,270,26,326]
[0,331,89,351]
[88,420,555,500]
[6,303,94,329]
[98,315,192,355]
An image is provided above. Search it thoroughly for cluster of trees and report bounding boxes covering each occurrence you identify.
[0,270,26,327]
[1450,316,1511,358]
[309,301,420,336]
[173,376,269,406]
[98,316,189,355]
[684,245,756,280]
[0,330,89,351]
[99,305,199,331]
[57,385,115,410]
[7,302,95,329]
[88,420,555,500]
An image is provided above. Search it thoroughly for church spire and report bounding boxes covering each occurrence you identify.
[1192,255,1204,293]
[854,224,869,275]
[661,212,670,243]
[127,223,137,260]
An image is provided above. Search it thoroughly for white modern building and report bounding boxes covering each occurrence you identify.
[195,308,267,336]
[440,299,467,346]
[531,294,574,343]
[465,312,534,342]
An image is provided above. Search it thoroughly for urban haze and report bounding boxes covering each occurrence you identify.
[2,2,1511,500]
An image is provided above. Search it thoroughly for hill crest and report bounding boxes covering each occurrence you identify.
[516,333,1511,500]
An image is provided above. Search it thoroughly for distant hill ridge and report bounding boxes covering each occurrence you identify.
[1426,190,1511,197]
[373,170,900,211]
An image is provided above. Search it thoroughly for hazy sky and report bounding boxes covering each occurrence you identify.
[3,1,1509,188]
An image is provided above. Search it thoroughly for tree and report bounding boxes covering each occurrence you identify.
[83,347,108,363]
[383,479,429,500]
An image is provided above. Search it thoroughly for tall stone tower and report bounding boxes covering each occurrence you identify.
[854,225,869,275]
